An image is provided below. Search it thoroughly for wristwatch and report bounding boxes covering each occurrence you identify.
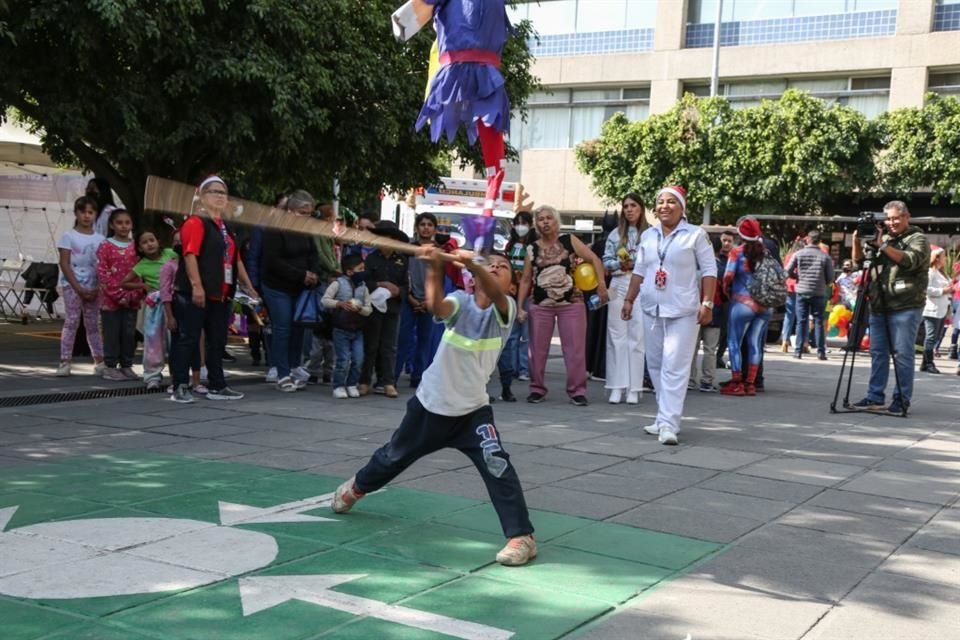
[701,300,715,309]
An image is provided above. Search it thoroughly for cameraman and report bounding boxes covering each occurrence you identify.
[851,201,930,415]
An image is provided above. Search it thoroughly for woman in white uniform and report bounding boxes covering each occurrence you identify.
[603,193,647,404]
[621,186,717,445]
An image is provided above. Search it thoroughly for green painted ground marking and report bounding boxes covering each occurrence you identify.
[0,452,724,640]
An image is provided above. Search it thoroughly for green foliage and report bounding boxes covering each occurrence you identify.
[879,93,960,204]
[0,1,537,215]
[576,90,879,223]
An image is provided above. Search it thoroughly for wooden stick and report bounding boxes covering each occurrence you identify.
[143,176,420,256]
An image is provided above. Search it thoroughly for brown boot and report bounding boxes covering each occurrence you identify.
[780,341,789,353]
[384,384,399,398]
[357,384,370,396]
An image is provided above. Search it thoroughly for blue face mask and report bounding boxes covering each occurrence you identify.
[350,272,366,286]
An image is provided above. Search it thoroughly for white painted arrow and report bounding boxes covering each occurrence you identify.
[0,506,16,531]
[218,492,340,525]
[239,575,514,640]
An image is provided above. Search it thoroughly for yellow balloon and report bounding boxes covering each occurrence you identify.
[574,263,599,292]
[425,40,440,100]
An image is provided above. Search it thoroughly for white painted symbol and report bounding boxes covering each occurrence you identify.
[218,491,339,525]
[240,575,514,640]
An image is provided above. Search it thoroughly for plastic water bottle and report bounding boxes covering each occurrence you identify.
[587,293,606,311]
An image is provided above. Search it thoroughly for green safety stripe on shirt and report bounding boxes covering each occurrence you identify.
[441,328,502,352]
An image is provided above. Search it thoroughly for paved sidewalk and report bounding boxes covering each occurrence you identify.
[0,321,958,639]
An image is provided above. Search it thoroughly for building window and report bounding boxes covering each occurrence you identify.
[513,88,651,150]
[934,0,960,32]
[929,71,960,96]
[684,76,890,119]
[509,0,657,57]
[686,0,897,48]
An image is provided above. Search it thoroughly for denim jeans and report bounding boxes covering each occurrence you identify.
[923,316,945,352]
[795,294,825,355]
[261,284,304,379]
[332,328,364,388]
[394,303,437,384]
[779,292,796,343]
[866,307,923,405]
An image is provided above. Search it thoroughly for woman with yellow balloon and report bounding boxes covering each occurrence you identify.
[517,205,608,406]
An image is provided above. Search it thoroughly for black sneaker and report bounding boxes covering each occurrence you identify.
[221,351,237,363]
[501,387,516,402]
[852,397,884,411]
[887,398,908,415]
[570,395,588,406]
[526,392,545,404]
[818,353,828,361]
[322,373,332,385]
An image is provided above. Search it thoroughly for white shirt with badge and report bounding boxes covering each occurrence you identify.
[633,219,717,318]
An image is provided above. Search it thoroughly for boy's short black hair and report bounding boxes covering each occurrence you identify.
[341,253,364,273]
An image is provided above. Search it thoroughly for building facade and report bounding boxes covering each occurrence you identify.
[477,0,960,216]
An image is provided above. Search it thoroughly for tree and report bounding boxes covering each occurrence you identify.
[0,1,536,214]
[576,90,880,222]
[879,93,960,204]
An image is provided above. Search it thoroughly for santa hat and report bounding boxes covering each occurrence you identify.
[656,185,686,213]
[737,216,762,242]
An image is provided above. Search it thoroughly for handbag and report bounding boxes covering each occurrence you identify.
[293,286,325,328]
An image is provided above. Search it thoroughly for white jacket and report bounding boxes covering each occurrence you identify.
[923,268,951,318]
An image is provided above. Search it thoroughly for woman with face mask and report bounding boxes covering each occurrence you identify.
[502,211,535,385]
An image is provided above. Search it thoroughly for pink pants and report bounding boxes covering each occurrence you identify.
[60,286,103,361]
[528,302,587,398]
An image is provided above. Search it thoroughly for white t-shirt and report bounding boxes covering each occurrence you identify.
[57,229,105,288]
[416,291,515,416]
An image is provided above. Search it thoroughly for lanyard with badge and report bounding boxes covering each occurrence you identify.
[654,230,676,290]
[217,219,234,284]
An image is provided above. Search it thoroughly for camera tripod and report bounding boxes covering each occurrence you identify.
[829,249,908,417]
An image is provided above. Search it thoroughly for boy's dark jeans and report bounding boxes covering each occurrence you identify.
[171,294,229,389]
[355,397,534,539]
[360,310,400,386]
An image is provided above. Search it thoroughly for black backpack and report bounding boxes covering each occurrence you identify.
[748,251,788,308]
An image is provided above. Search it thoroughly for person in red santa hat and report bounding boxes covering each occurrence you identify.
[621,186,717,445]
[720,216,774,396]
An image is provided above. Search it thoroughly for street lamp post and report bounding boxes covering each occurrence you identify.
[703,0,723,226]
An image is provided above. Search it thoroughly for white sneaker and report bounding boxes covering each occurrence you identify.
[294,378,307,390]
[333,386,349,399]
[291,366,310,383]
[608,389,623,404]
[55,362,71,377]
[94,362,106,376]
[346,386,360,398]
[643,423,661,435]
[658,429,678,445]
[626,391,640,404]
[277,376,298,393]
[265,367,278,383]
[200,366,208,382]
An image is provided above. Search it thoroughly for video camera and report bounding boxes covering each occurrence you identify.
[857,211,885,237]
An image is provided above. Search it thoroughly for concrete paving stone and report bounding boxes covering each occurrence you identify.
[74,414,188,430]
[398,470,501,501]
[143,421,259,439]
[697,471,827,503]
[877,455,960,475]
[0,413,68,429]
[738,456,864,486]
[879,546,960,587]
[517,446,624,471]
[600,459,718,486]
[691,433,817,455]
[16,403,125,421]
[303,457,373,480]
[777,505,921,544]
[502,426,604,447]
[300,421,397,441]
[553,469,694,502]
[796,431,921,459]
[841,469,960,505]
[522,485,640,520]
[507,460,584,486]
[610,503,765,543]
[83,431,190,450]
[0,422,127,439]
[1,439,117,460]
[807,489,940,523]
[736,523,897,569]
[217,428,328,449]
[654,487,795,521]
[585,574,832,640]
[642,446,769,471]
[784,446,885,468]
[0,431,41,446]
[906,508,960,556]
[556,435,665,458]
[693,543,876,603]
[146,439,270,460]
[223,448,345,471]
[146,406,253,423]
[803,572,960,640]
